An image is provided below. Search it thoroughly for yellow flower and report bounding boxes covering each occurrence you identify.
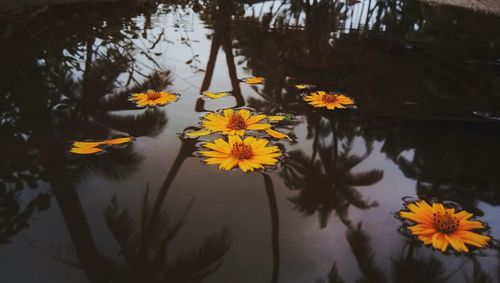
[203,91,230,99]
[129,90,177,107]
[243,77,265,85]
[200,136,282,172]
[70,137,133,155]
[400,200,491,253]
[304,91,354,110]
[202,109,272,136]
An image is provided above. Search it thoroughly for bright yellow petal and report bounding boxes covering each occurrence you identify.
[219,157,239,170]
[238,109,251,121]
[70,147,103,155]
[223,109,234,118]
[104,137,133,145]
[228,135,242,147]
[247,123,272,130]
[203,91,229,99]
[267,115,285,121]
[265,129,289,139]
[243,77,264,84]
[72,141,103,148]
[186,129,212,138]
[246,114,267,125]
[199,150,230,158]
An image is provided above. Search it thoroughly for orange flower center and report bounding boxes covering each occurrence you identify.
[433,212,459,234]
[227,114,247,130]
[322,94,339,103]
[147,90,162,100]
[231,143,253,159]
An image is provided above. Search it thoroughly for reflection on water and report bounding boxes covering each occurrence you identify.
[1,0,500,282]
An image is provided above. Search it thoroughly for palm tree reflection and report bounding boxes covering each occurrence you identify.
[103,190,231,282]
[315,223,491,283]
[282,114,382,228]
[196,0,245,112]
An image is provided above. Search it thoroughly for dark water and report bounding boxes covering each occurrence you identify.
[1,0,500,282]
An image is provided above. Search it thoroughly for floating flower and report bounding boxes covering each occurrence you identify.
[129,90,177,107]
[295,84,315,90]
[183,109,291,140]
[242,77,265,85]
[203,91,230,99]
[70,137,133,155]
[399,200,491,253]
[202,109,272,136]
[304,91,354,110]
[200,136,281,172]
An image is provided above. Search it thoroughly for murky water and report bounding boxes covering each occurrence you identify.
[1,0,500,282]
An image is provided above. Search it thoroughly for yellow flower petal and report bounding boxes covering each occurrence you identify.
[104,137,133,145]
[70,147,104,155]
[72,141,103,148]
[267,115,285,121]
[265,129,290,140]
[186,129,212,138]
[295,84,314,90]
[399,200,491,253]
[243,77,265,84]
[203,91,230,99]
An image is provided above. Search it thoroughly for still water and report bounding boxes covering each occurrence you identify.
[1,0,500,282]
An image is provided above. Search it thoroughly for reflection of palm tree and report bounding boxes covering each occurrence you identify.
[196,0,244,112]
[315,223,453,283]
[0,3,173,280]
[282,116,382,228]
[391,246,447,283]
[103,191,231,282]
[139,135,198,257]
[263,173,280,283]
[345,223,386,282]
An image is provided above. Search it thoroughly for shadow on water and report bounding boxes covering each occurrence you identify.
[1,0,500,282]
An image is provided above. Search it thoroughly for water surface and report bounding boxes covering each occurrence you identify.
[1,0,500,282]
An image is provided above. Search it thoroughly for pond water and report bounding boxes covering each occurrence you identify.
[1,0,500,282]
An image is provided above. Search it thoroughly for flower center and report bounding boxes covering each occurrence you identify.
[433,212,459,234]
[227,114,247,130]
[231,143,253,159]
[322,94,338,103]
[146,90,162,100]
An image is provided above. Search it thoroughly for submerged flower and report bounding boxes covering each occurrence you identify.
[200,136,281,172]
[70,137,133,155]
[129,90,177,107]
[202,109,272,136]
[399,200,491,253]
[242,77,265,85]
[203,91,230,99]
[304,91,354,110]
